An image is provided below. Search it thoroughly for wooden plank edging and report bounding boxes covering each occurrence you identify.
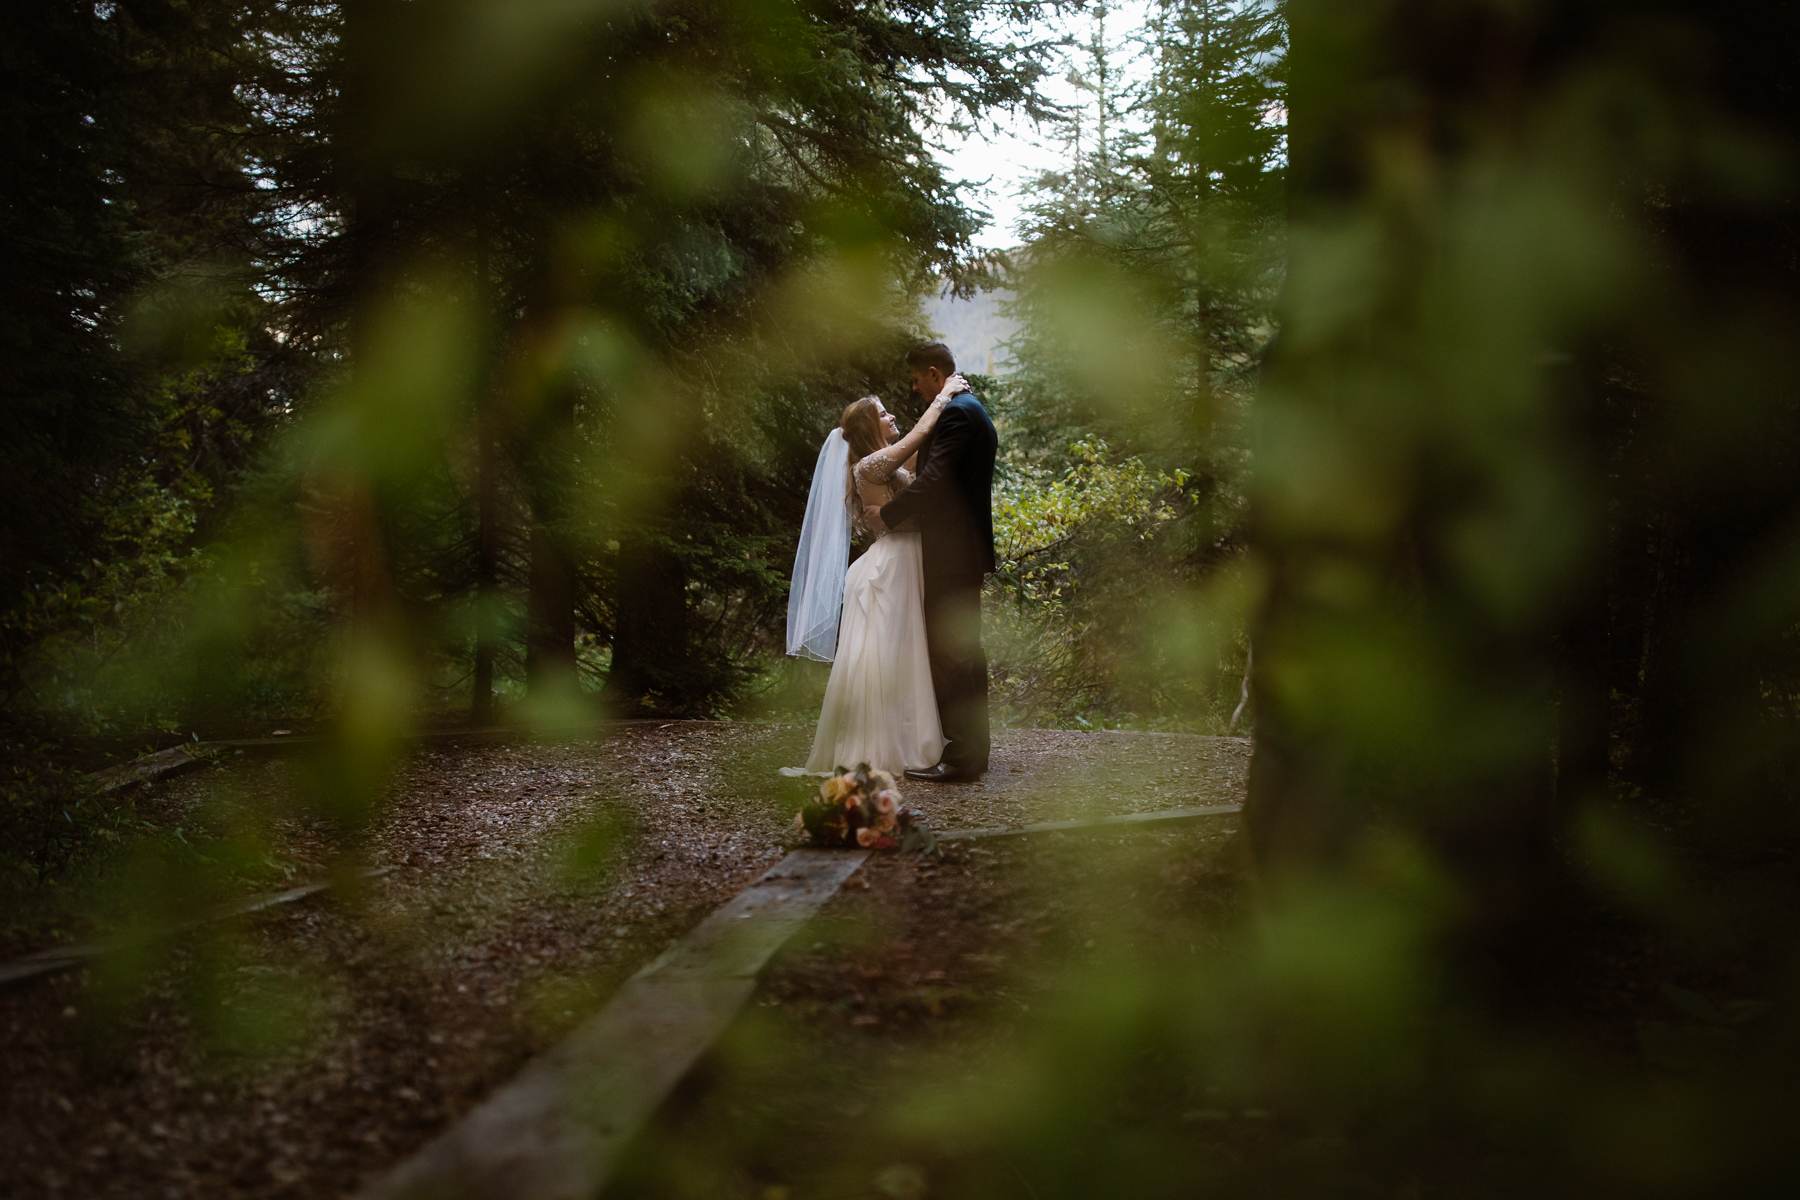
[0,868,392,987]
[940,802,1243,841]
[354,848,871,1200]
[86,744,212,795]
[79,720,709,797]
[352,804,1244,1199]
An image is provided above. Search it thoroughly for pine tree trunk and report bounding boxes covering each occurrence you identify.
[1243,0,1370,877]
[603,529,688,713]
[525,509,577,694]
[1552,350,1613,813]
[471,214,499,725]
[524,375,578,700]
[340,0,402,640]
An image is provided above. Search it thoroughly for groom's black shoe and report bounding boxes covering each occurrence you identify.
[904,762,983,784]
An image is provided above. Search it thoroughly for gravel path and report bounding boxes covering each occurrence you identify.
[0,723,1248,1199]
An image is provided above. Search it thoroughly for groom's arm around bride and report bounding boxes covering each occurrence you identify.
[874,392,996,577]
[868,342,998,781]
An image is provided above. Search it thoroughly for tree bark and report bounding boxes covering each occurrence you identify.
[471,212,500,724]
[603,529,689,713]
[339,0,403,639]
[1552,350,1613,813]
[524,373,578,699]
[1243,0,1374,878]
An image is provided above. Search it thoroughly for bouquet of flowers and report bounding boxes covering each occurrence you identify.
[794,763,937,853]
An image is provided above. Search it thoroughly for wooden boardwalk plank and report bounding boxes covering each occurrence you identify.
[640,848,874,980]
[939,802,1243,842]
[354,809,1244,1199]
[355,811,1245,1199]
[362,974,757,1200]
[87,745,210,795]
[354,848,869,1200]
[0,868,391,988]
[79,721,664,796]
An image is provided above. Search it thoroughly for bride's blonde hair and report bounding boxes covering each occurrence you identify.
[839,395,884,461]
[839,395,884,526]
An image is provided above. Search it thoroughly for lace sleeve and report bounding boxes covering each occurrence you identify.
[853,447,902,487]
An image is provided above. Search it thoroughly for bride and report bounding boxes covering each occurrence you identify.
[785,374,968,775]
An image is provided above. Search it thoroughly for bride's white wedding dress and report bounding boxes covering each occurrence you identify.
[799,450,945,776]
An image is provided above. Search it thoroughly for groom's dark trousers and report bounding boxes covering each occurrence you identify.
[880,392,997,773]
[924,569,990,772]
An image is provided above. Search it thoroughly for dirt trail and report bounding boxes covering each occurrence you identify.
[0,723,1248,1200]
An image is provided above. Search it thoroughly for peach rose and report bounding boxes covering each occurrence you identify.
[855,827,879,848]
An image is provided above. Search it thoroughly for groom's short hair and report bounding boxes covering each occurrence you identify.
[906,341,956,376]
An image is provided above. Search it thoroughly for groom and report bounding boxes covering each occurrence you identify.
[864,341,997,783]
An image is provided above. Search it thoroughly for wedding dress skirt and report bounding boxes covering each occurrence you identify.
[800,529,946,775]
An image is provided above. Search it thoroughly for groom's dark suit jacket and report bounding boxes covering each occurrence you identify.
[879,391,997,586]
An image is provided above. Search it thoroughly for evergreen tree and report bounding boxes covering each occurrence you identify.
[989,0,1285,723]
[0,1,309,724]
[0,3,142,698]
[2,0,1066,730]
[1008,0,1283,498]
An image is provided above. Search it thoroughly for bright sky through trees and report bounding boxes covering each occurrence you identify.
[934,0,1155,250]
